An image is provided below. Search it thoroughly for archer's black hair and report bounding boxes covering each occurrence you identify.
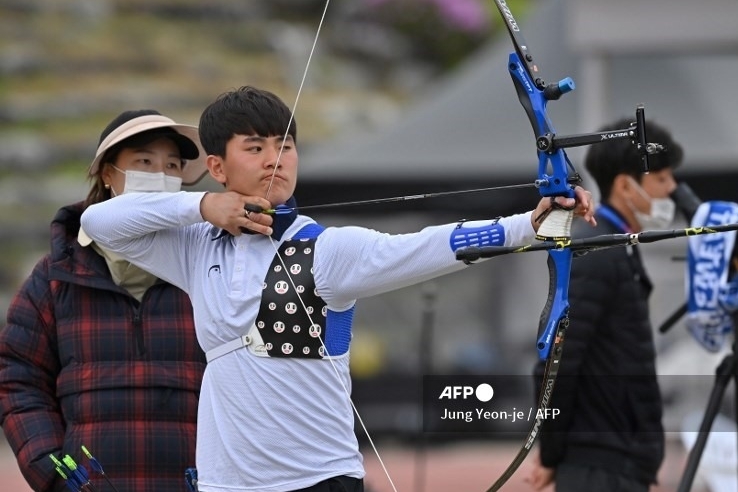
[199,86,297,157]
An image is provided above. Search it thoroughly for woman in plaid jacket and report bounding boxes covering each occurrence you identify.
[0,110,208,492]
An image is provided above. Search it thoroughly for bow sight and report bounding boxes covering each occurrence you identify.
[534,104,652,173]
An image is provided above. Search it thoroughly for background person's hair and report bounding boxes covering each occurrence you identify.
[585,118,684,200]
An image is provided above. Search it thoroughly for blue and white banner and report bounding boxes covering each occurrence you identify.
[686,201,738,352]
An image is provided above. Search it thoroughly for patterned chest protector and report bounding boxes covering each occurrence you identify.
[256,231,328,359]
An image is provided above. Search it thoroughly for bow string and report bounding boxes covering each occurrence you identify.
[262,2,400,491]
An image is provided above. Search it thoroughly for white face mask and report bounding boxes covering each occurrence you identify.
[111,166,183,195]
[628,178,676,230]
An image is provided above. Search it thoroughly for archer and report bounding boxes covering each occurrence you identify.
[81,85,595,492]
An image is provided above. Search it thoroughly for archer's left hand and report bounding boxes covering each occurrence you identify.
[532,185,597,230]
[567,185,596,226]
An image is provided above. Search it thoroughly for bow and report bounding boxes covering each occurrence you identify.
[456,2,652,490]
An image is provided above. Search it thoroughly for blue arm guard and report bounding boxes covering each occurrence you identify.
[449,219,505,252]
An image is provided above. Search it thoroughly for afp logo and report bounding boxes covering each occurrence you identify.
[439,383,494,402]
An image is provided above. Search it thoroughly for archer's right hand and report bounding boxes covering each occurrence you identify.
[200,191,273,236]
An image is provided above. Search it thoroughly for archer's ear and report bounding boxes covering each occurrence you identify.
[206,155,227,185]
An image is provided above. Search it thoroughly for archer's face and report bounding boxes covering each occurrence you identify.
[208,133,298,206]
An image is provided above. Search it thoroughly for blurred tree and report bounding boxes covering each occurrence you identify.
[343,0,530,70]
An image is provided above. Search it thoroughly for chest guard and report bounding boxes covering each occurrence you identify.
[256,237,328,359]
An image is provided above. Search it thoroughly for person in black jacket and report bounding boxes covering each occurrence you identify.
[527,119,683,492]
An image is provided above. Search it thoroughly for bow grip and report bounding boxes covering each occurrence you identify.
[536,249,572,360]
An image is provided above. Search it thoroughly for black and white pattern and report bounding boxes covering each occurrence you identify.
[255,238,327,359]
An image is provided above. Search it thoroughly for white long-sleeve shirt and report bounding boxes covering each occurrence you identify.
[81,191,536,491]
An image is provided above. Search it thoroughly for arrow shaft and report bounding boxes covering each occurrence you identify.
[261,183,537,214]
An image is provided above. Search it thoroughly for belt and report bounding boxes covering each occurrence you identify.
[205,334,253,363]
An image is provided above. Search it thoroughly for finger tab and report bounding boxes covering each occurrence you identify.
[244,203,264,214]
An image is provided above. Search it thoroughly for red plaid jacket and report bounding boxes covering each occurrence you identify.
[0,202,205,492]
